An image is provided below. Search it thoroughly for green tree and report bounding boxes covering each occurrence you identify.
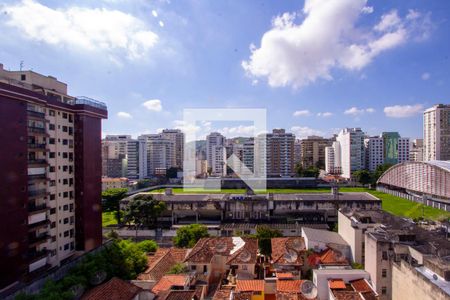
[137,240,158,253]
[353,170,372,186]
[166,167,179,179]
[255,225,282,256]
[372,163,394,184]
[295,164,320,178]
[167,262,189,274]
[173,224,209,248]
[124,194,166,229]
[105,239,148,279]
[102,188,128,224]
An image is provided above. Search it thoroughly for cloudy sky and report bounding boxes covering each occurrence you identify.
[1,0,449,139]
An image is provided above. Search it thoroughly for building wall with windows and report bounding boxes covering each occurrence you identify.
[424,104,450,161]
[0,65,106,289]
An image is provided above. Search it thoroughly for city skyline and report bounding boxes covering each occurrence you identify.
[1,0,449,140]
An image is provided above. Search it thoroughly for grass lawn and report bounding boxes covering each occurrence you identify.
[149,187,450,221]
[102,211,118,227]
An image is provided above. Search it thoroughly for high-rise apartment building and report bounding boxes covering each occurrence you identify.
[206,132,226,176]
[266,129,295,177]
[335,128,365,179]
[138,134,175,177]
[364,133,410,172]
[424,104,450,161]
[126,139,140,179]
[299,136,332,169]
[0,64,107,289]
[161,129,184,170]
[101,135,130,178]
[294,139,301,166]
[409,139,424,162]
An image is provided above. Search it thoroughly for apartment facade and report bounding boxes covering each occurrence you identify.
[364,132,410,172]
[424,104,450,161]
[206,132,226,176]
[299,136,331,169]
[161,129,184,170]
[101,135,130,178]
[266,129,295,177]
[335,128,365,179]
[138,134,175,177]
[0,64,107,289]
[409,138,424,162]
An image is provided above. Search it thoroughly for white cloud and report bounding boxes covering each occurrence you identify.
[142,99,162,111]
[317,112,333,117]
[291,126,324,139]
[152,10,158,17]
[3,0,159,61]
[421,72,430,80]
[361,6,374,14]
[242,0,432,88]
[117,111,132,119]
[159,21,164,27]
[384,104,423,118]
[219,125,255,137]
[344,107,375,116]
[293,110,311,117]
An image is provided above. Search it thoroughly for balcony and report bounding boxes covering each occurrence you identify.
[28,173,47,181]
[28,203,48,214]
[27,143,47,150]
[28,126,47,135]
[27,110,45,119]
[27,249,48,264]
[28,219,49,231]
[28,159,48,166]
[28,233,49,246]
[28,189,48,198]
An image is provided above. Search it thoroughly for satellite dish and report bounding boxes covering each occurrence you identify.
[70,284,85,298]
[284,249,298,263]
[334,250,345,262]
[90,270,107,285]
[216,241,227,253]
[301,280,318,299]
[292,238,305,251]
[239,250,252,262]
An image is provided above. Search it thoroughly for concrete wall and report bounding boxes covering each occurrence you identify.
[365,235,391,300]
[392,260,449,300]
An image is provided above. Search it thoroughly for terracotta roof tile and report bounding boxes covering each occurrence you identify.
[159,290,198,300]
[81,277,142,300]
[213,288,232,300]
[331,291,363,300]
[271,238,305,265]
[185,237,258,265]
[234,292,254,300]
[329,279,346,290]
[276,280,304,293]
[319,249,348,265]
[349,279,371,292]
[138,248,189,281]
[276,272,294,279]
[151,275,189,294]
[236,280,265,292]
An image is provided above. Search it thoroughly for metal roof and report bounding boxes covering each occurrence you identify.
[427,160,450,173]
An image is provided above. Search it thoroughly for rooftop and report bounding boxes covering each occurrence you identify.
[138,248,190,282]
[235,280,264,292]
[271,237,306,265]
[302,227,348,246]
[328,278,378,300]
[81,277,142,300]
[151,274,190,294]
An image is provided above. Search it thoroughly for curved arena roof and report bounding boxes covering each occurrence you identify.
[377,161,450,200]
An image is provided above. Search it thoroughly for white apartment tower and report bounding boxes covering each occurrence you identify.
[138,134,175,177]
[266,129,295,177]
[336,128,365,179]
[206,132,226,175]
[424,104,450,161]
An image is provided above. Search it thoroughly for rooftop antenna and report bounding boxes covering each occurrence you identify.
[20,60,24,71]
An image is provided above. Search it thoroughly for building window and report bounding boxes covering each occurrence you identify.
[49,138,55,144]
[21,74,26,81]
[49,152,55,158]
[382,251,388,260]
[62,113,68,119]
[64,230,69,237]
[63,204,69,211]
[50,194,56,200]
[49,110,55,116]
[62,126,68,132]
[50,208,56,215]
[191,265,196,271]
[381,287,387,295]
[49,124,55,131]
[382,269,387,277]
[64,218,69,224]
[49,166,55,172]
[51,222,56,228]
[64,243,69,250]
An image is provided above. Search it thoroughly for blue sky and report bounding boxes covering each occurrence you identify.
[1,0,449,140]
